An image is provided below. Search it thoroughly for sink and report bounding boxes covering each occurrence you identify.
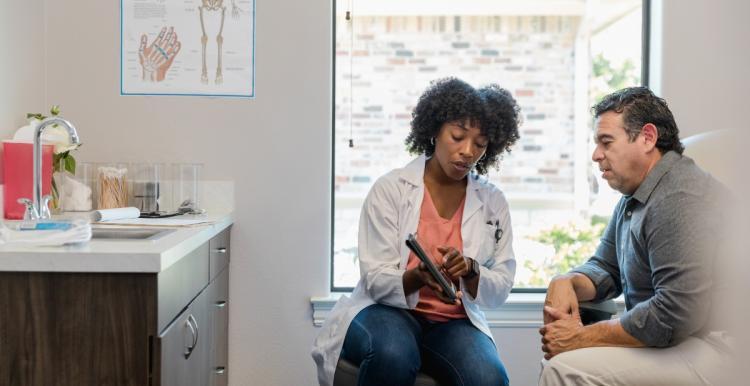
[91,228,175,241]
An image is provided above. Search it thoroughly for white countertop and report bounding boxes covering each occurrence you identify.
[0,212,234,273]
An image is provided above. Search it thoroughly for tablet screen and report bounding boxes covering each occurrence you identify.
[405,233,457,301]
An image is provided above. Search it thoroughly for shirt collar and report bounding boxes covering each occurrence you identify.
[399,154,482,191]
[400,154,485,225]
[631,150,681,204]
[399,154,427,186]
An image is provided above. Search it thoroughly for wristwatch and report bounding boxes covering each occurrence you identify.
[464,257,480,279]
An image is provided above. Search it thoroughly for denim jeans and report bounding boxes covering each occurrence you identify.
[341,304,509,386]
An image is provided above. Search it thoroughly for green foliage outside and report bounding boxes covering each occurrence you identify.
[523,215,609,287]
[591,53,639,104]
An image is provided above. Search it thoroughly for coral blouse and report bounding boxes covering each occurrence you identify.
[406,188,467,322]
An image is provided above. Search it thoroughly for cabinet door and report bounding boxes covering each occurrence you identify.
[209,268,229,386]
[159,287,210,386]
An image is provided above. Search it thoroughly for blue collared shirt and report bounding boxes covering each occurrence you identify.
[572,151,728,347]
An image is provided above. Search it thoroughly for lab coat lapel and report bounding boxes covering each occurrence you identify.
[461,174,483,258]
[462,174,482,227]
[398,155,426,267]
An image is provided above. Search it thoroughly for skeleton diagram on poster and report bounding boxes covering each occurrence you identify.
[121,0,255,97]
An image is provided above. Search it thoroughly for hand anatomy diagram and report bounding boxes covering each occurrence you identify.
[199,0,241,84]
[138,26,182,82]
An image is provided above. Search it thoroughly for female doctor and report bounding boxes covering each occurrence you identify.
[313,78,521,386]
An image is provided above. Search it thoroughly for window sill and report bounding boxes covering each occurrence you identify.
[311,292,625,328]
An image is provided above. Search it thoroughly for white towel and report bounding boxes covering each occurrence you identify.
[0,220,92,246]
[91,207,141,222]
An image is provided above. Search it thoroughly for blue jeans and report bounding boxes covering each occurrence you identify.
[341,304,509,386]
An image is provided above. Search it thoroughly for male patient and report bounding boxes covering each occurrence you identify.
[539,87,732,385]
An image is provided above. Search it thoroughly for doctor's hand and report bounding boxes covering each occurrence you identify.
[544,275,580,325]
[437,246,469,281]
[406,263,462,305]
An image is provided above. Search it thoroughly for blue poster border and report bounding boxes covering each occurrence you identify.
[119,0,256,98]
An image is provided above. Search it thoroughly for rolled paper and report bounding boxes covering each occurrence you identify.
[91,207,141,222]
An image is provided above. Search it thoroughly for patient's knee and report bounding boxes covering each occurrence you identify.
[540,353,585,385]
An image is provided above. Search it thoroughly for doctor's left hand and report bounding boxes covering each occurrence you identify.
[438,246,470,281]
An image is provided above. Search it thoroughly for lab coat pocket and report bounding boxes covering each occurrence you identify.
[475,224,497,265]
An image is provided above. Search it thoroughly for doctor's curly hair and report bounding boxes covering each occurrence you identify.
[405,77,521,175]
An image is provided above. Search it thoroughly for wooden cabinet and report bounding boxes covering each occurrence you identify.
[0,227,231,386]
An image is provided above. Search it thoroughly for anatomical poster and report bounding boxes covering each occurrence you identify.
[121,0,255,97]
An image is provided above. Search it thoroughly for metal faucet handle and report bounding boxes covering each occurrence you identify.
[39,195,53,219]
[17,198,40,220]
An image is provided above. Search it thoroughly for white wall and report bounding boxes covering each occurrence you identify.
[0,0,45,142]
[0,0,745,385]
[42,0,332,384]
[656,0,750,138]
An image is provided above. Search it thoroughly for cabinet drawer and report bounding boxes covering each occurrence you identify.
[158,242,210,332]
[209,227,231,281]
[209,268,229,386]
[158,287,210,386]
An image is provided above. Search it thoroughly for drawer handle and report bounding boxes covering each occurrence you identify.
[214,367,226,375]
[214,247,227,254]
[184,314,199,359]
[215,301,227,308]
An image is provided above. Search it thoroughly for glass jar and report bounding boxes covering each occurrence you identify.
[54,161,95,212]
[95,163,129,209]
[173,163,203,212]
[129,163,168,214]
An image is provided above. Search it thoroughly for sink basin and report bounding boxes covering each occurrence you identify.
[91,228,175,241]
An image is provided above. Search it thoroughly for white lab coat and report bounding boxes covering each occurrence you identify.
[312,155,516,386]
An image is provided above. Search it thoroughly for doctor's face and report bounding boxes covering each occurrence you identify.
[433,120,488,181]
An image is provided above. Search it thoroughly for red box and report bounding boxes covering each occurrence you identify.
[2,141,54,219]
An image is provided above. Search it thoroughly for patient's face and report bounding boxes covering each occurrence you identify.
[592,112,651,195]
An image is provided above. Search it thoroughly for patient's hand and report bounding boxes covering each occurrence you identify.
[544,276,580,325]
[539,306,585,360]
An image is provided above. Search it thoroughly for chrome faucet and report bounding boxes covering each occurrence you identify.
[17,117,80,220]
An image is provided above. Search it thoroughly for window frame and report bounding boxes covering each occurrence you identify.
[330,0,652,293]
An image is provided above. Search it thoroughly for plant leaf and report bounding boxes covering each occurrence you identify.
[65,154,76,175]
[53,152,64,173]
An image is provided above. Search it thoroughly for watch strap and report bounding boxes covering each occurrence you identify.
[464,257,480,279]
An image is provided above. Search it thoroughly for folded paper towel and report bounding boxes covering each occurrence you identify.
[58,173,93,211]
[0,219,92,246]
[91,207,141,222]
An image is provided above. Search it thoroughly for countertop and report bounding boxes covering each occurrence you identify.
[0,212,233,273]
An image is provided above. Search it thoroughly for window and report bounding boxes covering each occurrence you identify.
[332,0,647,291]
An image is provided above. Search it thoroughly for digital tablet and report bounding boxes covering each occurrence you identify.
[405,233,457,302]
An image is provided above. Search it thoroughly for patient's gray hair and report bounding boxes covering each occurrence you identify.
[593,86,684,154]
